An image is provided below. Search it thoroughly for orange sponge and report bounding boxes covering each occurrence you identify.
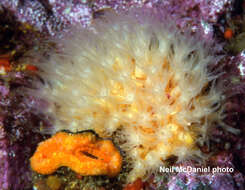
[30,131,122,177]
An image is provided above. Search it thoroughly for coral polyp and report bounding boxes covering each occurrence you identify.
[34,11,224,182]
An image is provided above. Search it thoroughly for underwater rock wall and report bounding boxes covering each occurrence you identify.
[0,0,245,189]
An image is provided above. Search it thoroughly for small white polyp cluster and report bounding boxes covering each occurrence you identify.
[35,11,223,182]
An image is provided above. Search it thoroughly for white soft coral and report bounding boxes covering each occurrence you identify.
[33,11,224,182]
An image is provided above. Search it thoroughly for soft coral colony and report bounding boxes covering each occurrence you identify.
[30,11,236,183]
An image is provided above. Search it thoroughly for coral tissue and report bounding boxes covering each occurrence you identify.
[35,11,224,181]
[30,131,122,177]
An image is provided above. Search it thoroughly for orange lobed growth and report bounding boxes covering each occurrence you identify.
[0,57,11,74]
[30,131,122,177]
[123,178,144,190]
[0,53,38,74]
[224,28,233,39]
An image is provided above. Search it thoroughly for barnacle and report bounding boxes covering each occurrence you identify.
[30,131,122,177]
[30,11,228,182]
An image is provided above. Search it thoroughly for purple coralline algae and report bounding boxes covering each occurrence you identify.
[145,0,234,41]
[0,72,50,190]
[167,172,240,190]
[165,152,244,190]
[0,0,235,40]
[0,0,245,189]
[0,122,9,190]
[149,155,244,190]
